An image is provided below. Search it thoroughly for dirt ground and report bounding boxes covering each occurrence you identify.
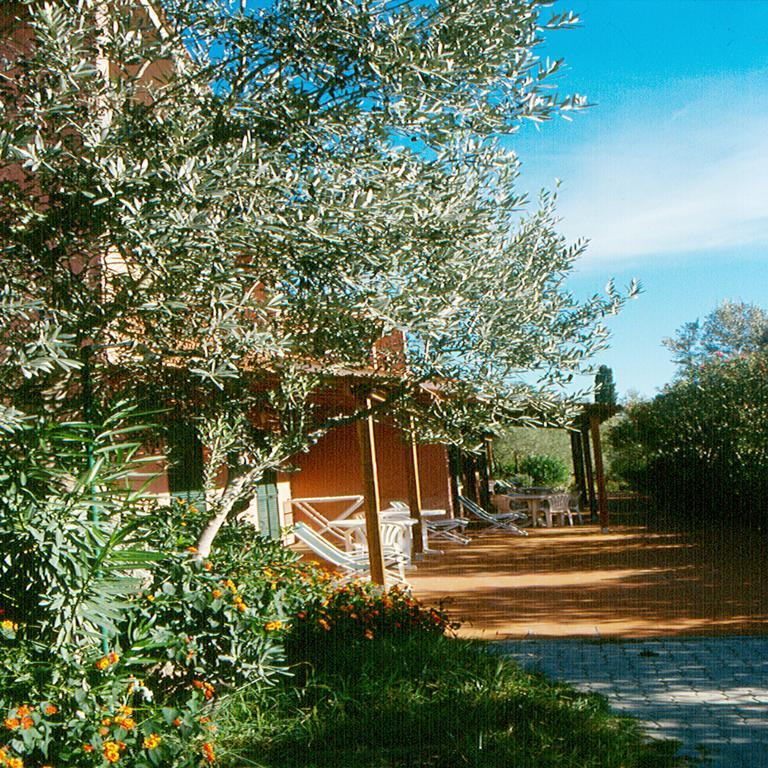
[408,521,768,639]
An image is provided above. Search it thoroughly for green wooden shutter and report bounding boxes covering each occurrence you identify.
[255,470,280,539]
[166,422,206,511]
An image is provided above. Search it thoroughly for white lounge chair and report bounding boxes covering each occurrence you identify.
[293,521,410,588]
[287,496,364,547]
[388,500,471,546]
[458,495,529,536]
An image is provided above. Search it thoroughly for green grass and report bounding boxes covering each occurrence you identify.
[217,635,694,768]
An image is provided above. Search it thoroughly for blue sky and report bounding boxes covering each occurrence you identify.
[510,0,768,398]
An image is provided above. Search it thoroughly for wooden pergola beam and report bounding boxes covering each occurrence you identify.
[589,413,610,531]
[403,417,424,556]
[355,391,386,585]
[569,430,588,512]
[581,425,597,522]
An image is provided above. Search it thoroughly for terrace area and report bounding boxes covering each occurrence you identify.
[408,519,768,639]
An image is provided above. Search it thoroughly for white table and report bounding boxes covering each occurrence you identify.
[382,508,448,555]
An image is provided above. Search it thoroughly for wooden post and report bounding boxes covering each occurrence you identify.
[463,453,480,504]
[448,446,461,517]
[581,426,597,522]
[355,392,386,585]
[403,419,424,556]
[478,448,491,510]
[570,430,588,510]
[589,414,610,532]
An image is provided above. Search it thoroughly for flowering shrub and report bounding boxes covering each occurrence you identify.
[126,548,286,697]
[0,622,219,767]
[285,582,455,663]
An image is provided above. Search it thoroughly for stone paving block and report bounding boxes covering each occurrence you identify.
[497,637,768,768]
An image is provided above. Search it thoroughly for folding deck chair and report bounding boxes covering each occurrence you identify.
[387,501,471,546]
[458,495,529,536]
[293,522,410,588]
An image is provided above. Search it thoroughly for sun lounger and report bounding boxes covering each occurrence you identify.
[458,495,529,536]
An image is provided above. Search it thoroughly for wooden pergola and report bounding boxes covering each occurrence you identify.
[352,388,621,585]
[568,403,621,532]
[458,402,621,534]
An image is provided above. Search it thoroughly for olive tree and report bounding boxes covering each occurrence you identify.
[1,0,632,556]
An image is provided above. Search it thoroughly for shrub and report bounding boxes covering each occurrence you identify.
[609,353,768,524]
[285,582,454,666]
[0,411,319,767]
[518,454,569,488]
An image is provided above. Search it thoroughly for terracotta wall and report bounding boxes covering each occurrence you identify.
[286,419,452,521]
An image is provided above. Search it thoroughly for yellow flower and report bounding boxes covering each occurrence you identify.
[1,619,18,632]
[264,620,283,631]
[4,717,20,730]
[103,741,123,763]
[115,715,135,730]
[142,733,161,750]
[6,757,23,768]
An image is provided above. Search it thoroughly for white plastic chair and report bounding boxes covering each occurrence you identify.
[547,493,575,526]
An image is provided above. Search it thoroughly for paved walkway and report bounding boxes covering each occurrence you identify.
[497,637,768,767]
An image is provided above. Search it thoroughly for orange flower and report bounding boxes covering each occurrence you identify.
[16,706,31,717]
[6,757,23,768]
[114,715,135,730]
[142,733,161,750]
[83,745,94,753]
[4,717,20,730]
[211,589,222,599]
[318,618,330,631]
[107,652,120,664]
[20,716,33,730]
[222,579,237,593]
[186,546,198,554]
[103,740,124,763]
[364,629,374,640]
[44,705,58,716]
[203,561,213,571]
[173,717,182,727]
[95,657,110,671]
[202,742,216,764]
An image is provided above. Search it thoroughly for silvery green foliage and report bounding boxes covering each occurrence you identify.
[663,300,768,379]
[1,0,633,547]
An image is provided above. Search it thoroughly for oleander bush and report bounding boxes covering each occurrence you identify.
[0,410,310,768]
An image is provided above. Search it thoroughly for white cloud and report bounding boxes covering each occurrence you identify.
[553,73,768,266]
